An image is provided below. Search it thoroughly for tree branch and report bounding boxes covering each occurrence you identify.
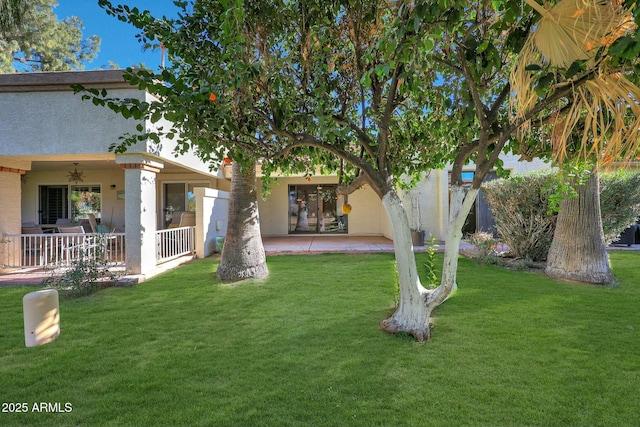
[336,174,370,195]
[377,66,402,176]
[488,82,510,122]
[431,54,463,74]
[332,114,377,161]
[457,44,488,130]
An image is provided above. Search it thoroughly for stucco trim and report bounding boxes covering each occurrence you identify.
[120,163,162,174]
[0,166,26,174]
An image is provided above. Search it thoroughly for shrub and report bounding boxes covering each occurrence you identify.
[467,231,506,266]
[483,170,640,261]
[42,246,122,298]
[467,231,499,256]
[483,171,557,261]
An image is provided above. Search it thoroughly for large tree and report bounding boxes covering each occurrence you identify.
[510,0,640,284]
[0,0,99,72]
[89,0,640,341]
[92,0,455,341]
[216,162,268,282]
[0,0,27,31]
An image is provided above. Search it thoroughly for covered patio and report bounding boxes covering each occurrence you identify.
[0,71,230,279]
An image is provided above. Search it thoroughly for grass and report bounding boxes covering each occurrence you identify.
[1,251,640,426]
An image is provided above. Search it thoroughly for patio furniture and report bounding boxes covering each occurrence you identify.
[87,213,98,233]
[57,225,98,262]
[167,211,195,229]
[21,226,46,265]
[22,225,44,234]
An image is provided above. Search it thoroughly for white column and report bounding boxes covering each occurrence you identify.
[118,157,163,275]
[0,166,25,272]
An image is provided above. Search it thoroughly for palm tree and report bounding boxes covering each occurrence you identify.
[511,0,639,283]
[216,161,269,282]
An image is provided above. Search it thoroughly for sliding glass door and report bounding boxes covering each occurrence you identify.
[288,184,347,234]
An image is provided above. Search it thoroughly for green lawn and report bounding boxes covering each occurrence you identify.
[1,252,640,427]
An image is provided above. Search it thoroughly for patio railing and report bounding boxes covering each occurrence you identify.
[1,232,125,269]
[156,226,196,264]
[2,227,195,270]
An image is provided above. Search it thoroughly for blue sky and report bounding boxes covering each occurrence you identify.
[54,1,180,71]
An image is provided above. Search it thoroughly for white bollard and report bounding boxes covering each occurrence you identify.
[23,289,60,347]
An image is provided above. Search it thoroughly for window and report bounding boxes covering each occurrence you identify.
[38,185,101,224]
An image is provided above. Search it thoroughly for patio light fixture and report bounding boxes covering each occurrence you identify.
[67,163,84,183]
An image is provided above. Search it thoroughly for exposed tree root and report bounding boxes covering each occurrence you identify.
[380,317,430,342]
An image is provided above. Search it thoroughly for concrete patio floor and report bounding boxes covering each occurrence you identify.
[262,235,400,254]
[1,235,637,286]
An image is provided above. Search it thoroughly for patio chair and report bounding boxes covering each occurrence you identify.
[57,225,95,263]
[77,219,92,233]
[22,225,44,234]
[167,211,195,228]
[57,225,84,234]
[87,213,98,233]
[88,214,121,259]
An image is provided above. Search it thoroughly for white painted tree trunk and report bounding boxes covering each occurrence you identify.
[433,185,480,305]
[380,186,480,341]
[379,190,431,341]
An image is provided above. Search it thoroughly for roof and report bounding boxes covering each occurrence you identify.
[0,70,133,93]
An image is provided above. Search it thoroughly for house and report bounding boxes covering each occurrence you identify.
[0,70,548,278]
[256,157,548,241]
[0,70,230,278]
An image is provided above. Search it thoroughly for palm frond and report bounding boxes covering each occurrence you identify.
[511,0,639,166]
[552,73,640,164]
[525,0,632,67]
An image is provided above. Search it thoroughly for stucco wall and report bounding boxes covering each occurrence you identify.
[194,187,229,258]
[0,171,22,272]
[346,185,390,236]
[400,170,448,241]
[0,89,142,156]
[0,171,22,232]
[0,76,219,177]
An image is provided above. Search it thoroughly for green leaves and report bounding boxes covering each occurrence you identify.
[85,0,567,194]
[608,35,640,61]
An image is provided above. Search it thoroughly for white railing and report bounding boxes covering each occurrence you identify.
[156,226,196,264]
[1,232,125,269]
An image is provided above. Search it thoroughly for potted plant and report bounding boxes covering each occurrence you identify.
[409,191,424,246]
[411,228,425,246]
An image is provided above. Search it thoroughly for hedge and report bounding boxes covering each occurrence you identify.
[482,170,640,261]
